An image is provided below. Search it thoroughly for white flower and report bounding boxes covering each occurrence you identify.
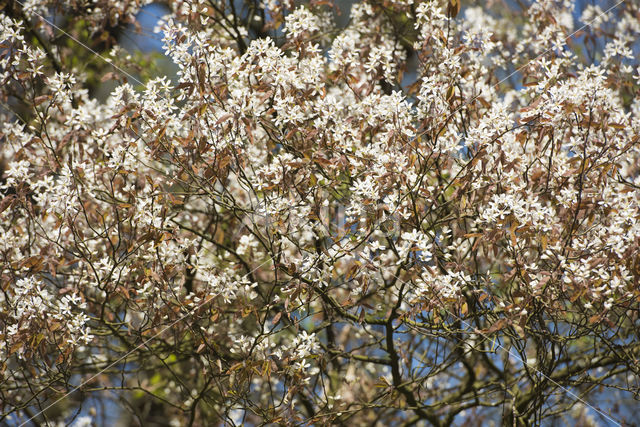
[71,416,93,427]
[284,7,321,39]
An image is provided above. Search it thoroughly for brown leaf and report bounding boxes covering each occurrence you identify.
[34,95,50,106]
[101,72,117,82]
[272,312,282,325]
[478,318,509,334]
[215,114,233,126]
[448,0,461,18]
[0,195,14,214]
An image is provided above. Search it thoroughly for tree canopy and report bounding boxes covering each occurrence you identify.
[1,0,640,425]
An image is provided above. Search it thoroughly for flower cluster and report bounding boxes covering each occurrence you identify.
[1,277,93,360]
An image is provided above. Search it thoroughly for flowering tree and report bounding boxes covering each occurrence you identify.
[1,0,640,425]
